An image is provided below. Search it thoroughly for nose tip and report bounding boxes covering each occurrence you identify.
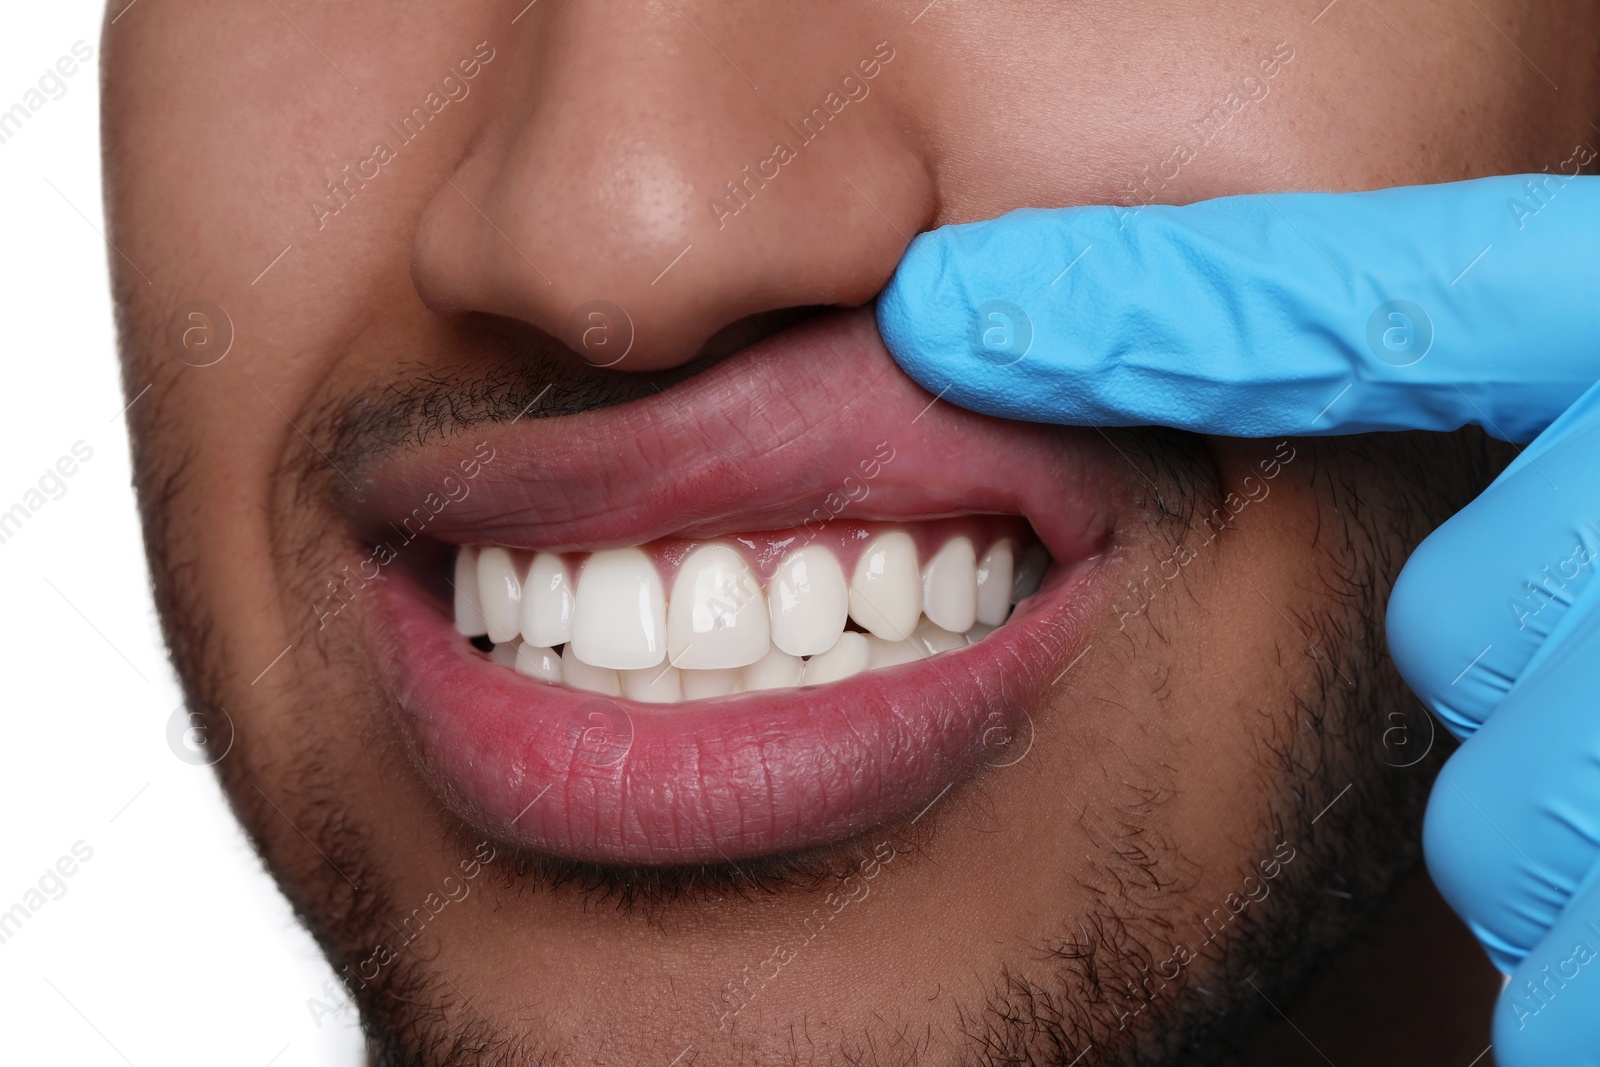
[414,141,716,369]
[408,14,928,371]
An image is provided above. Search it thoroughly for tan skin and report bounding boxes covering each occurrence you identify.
[103,1,1595,1063]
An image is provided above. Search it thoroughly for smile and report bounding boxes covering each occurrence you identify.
[353,309,1121,865]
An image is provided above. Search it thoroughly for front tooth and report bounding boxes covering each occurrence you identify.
[913,616,967,655]
[681,667,744,700]
[477,546,523,643]
[743,647,804,691]
[866,635,924,669]
[804,631,870,685]
[571,548,667,670]
[453,546,489,637]
[561,643,622,695]
[1012,545,1048,603]
[520,552,575,647]
[769,546,849,657]
[848,531,922,641]
[975,540,1015,626]
[489,638,520,668]
[920,536,978,633]
[965,622,997,645]
[622,665,683,703]
[667,544,771,669]
[515,644,563,683]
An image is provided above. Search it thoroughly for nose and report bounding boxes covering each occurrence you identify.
[411,6,930,371]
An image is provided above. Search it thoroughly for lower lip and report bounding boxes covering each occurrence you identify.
[370,551,1103,865]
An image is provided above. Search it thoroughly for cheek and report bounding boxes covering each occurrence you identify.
[918,2,1569,223]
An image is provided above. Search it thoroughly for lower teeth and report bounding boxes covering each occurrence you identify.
[453,526,1047,703]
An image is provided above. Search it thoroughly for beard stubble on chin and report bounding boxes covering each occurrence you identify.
[128,347,1507,1067]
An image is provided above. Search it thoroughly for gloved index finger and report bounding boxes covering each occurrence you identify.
[877,175,1600,444]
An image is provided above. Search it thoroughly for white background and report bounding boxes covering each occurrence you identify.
[0,4,364,1063]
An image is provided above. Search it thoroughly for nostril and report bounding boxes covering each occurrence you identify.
[683,306,827,373]
[558,303,826,376]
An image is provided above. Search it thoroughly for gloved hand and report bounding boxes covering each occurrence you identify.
[877,174,1600,1065]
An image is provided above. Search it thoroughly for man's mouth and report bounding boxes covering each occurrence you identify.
[352,309,1123,865]
[452,520,1050,702]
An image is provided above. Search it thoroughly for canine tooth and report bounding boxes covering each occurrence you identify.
[848,531,921,641]
[489,639,520,668]
[1012,545,1048,603]
[520,552,575,647]
[743,647,804,691]
[965,623,997,644]
[571,548,667,670]
[920,536,978,633]
[622,665,683,703]
[804,631,869,685]
[769,545,849,657]
[866,635,924,669]
[477,546,523,643]
[515,644,563,683]
[453,546,489,637]
[680,667,744,699]
[975,540,1014,627]
[668,543,771,669]
[913,617,966,655]
[561,644,622,695]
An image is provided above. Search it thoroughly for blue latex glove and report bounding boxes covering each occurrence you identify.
[877,175,1600,1065]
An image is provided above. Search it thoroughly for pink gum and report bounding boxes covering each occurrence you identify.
[488,516,1040,590]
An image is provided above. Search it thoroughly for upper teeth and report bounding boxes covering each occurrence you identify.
[452,528,1048,701]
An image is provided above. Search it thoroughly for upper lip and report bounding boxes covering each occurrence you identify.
[352,310,1113,560]
[348,308,1123,864]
